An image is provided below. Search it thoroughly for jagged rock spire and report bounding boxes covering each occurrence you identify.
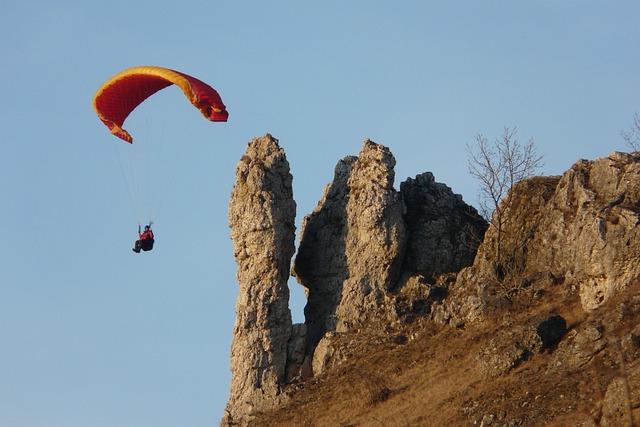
[293,140,407,356]
[222,134,296,426]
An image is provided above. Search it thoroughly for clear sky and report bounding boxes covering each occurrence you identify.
[2,2,638,426]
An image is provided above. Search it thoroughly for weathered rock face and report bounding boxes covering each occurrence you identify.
[291,155,355,353]
[400,171,487,276]
[467,152,640,313]
[222,135,296,426]
[224,138,640,426]
[293,140,407,355]
[528,152,640,310]
[478,314,567,379]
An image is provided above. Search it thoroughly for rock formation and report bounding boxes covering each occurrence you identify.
[455,152,640,314]
[222,135,296,426]
[293,140,408,356]
[521,152,640,311]
[223,131,640,426]
[400,171,487,277]
[223,136,487,425]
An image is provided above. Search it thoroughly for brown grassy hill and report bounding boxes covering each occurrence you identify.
[249,274,640,427]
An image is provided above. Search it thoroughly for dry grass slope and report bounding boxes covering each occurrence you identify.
[249,278,640,426]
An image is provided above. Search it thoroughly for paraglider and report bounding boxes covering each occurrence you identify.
[92,66,228,253]
[133,224,154,253]
[92,65,228,143]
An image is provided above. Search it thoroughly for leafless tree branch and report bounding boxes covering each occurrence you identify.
[622,112,640,152]
[467,127,543,266]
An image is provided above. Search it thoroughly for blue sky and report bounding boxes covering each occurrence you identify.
[2,2,639,426]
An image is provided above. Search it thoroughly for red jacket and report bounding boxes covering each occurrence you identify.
[139,230,154,240]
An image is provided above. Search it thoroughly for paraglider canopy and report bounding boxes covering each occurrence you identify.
[92,66,228,143]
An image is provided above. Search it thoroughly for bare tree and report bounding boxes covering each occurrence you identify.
[467,127,543,267]
[621,112,640,152]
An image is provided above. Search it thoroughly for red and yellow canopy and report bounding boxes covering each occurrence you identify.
[92,66,228,143]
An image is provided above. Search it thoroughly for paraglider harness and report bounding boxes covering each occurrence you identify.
[133,223,154,253]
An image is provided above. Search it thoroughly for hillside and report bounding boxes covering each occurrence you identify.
[249,277,640,426]
[223,136,640,427]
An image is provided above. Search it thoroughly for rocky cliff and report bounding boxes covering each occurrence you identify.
[222,135,296,426]
[223,136,640,426]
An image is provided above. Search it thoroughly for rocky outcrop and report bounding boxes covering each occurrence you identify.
[291,141,486,366]
[525,152,640,310]
[400,172,487,277]
[223,137,488,420]
[454,152,640,316]
[293,140,407,355]
[395,172,488,330]
[223,136,640,426]
[478,314,567,378]
[222,135,296,426]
